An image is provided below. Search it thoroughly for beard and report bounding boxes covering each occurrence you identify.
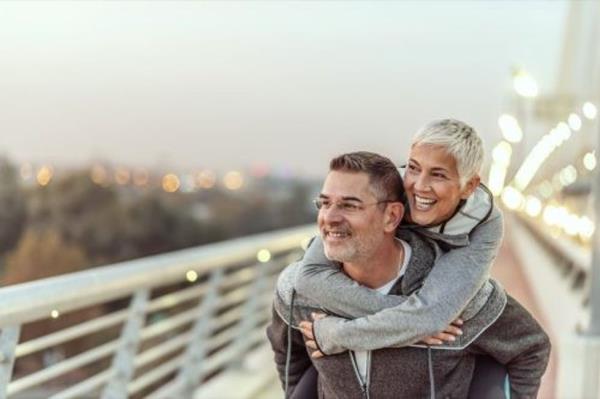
[323,239,358,263]
[321,226,384,264]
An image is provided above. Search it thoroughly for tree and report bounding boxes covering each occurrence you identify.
[4,228,89,285]
[0,156,26,254]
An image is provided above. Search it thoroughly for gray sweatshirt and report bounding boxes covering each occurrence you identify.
[268,228,550,399]
[291,184,507,354]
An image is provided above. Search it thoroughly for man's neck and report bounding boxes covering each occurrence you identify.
[342,238,404,289]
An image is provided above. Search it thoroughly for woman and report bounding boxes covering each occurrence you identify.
[292,119,508,398]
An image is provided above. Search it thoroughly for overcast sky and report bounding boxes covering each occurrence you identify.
[0,1,567,177]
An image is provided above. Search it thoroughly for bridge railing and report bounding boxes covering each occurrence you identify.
[0,225,315,399]
[513,213,590,312]
[504,213,595,398]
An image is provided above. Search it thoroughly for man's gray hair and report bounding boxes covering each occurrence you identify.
[412,119,484,187]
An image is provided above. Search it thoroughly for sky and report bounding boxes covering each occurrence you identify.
[0,1,568,177]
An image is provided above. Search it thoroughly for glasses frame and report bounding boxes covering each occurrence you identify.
[313,198,395,214]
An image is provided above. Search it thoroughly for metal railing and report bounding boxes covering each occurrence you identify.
[511,212,591,334]
[0,225,315,399]
[514,214,590,304]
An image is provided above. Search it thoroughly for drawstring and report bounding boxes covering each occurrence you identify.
[284,289,296,398]
[427,346,436,399]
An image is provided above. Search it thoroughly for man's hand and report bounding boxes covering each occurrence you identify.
[420,318,463,345]
[299,312,327,359]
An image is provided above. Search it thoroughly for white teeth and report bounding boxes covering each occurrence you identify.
[415,195,436,205]
[414,195,436,211]
[327,231,349,238]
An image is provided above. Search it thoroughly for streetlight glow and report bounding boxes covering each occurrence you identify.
[559,165,578,186]
[568,113,582,131]
[162,174,181,193]
[223,171,244,190]
[492,141,513,166]
[525,196,542,218]
[257,249,271,263]
[37,166,53,186]
[584,152,597,171]
[488,164,508,197]
[501,187,524,210]
[20,163,33,180]
[513,70,538,98]
[196,170,216,189]
[186,270,198,282]
[555,122,572,141]
[583,102,598,120]
[498,114,523,143]
[579,216,595,240]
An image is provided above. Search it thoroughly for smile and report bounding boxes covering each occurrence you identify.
[324,230,351,240]
[414,195,437,211]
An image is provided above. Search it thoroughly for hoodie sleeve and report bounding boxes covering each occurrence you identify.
[266,306,313,396]
[467,295,551,399]
[311,207,504,355]
[295,236,411,319]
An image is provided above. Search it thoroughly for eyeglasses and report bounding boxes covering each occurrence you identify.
[313,198,393,214]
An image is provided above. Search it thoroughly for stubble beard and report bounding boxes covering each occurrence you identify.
[323,240,358,263]
[322,231,383,265]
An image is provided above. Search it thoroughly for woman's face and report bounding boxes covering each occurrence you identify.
[404,143,479,226]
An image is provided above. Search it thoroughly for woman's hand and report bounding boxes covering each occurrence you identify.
[419,318,463,345]
[299,312,327,358]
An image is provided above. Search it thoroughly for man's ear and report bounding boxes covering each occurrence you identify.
[384,202,404,233]
[460,175,481,200]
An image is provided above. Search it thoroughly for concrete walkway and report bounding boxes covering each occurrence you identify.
[496,231,557,399]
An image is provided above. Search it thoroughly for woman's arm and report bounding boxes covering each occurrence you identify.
[295,237,410,319]
[311,207,504,355]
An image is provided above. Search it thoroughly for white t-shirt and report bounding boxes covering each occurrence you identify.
[354,239,412,382]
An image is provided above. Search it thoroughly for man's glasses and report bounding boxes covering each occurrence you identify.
[313,198,393,214]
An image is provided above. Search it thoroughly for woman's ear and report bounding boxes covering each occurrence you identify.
[460,175,481,199]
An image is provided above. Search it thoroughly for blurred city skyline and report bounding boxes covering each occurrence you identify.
[1,1,567,177]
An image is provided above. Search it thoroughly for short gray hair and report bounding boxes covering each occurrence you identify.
[412,119,484,187]
[330,151,405,203]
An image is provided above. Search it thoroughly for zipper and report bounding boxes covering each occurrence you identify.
[365,351,371,399]
[349,351,371,399]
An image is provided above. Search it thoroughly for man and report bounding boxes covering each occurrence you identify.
[267,151,550,398]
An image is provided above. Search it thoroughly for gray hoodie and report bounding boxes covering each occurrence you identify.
[267,229,551,398]
[292,184,507,354]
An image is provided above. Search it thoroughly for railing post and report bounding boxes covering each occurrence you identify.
[101,289,150,399]
[174,268,224,398]
[0,326,20,399]
[231,262,268,360]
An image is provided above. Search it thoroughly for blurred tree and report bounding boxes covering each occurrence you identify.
[28,171,124,262]
[0,156,27,254]
[122,192,227,257]
[27,171,226,264]
[234,180,315,236]
[3,228,89,284]
[22,169,315,271]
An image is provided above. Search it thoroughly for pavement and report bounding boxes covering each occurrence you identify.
[493,235,557,399]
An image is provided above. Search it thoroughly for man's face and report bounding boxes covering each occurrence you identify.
[404,143,479,226]
[317,171,388,264]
